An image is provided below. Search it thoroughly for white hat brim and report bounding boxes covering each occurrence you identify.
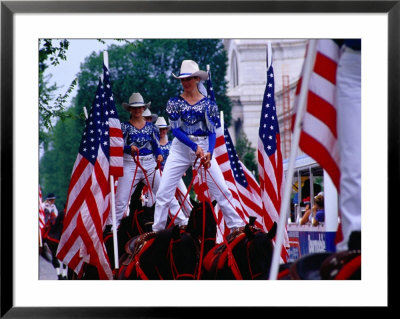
[172,70,208,81]
[122,101,151,111]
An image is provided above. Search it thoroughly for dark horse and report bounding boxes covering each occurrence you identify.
[116,200,217,280]
[74,182,152,279]
[202,218,277,280]
[76,183,278,280]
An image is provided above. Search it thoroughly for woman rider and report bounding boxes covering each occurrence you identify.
[155,116,192,217]
[106,92,188,229]
[152,60,245,233]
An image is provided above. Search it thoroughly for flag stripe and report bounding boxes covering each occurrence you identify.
[306,91,337,137]
[293,39,341,192]
[57,222,80,260]
[109,126,123,138]
[299,132,341,190]
[194,69,273,244]
[67,156,91,194]
[309,72,336,107]
[317,39,340,62]
[38,185,45,233]
[94,159,109,198]
[78,214,111,280]
[57,65,124,279]
[63,176,92,230]
[302,113,339,163]
[314,51,337,84]
[109,146,124,156]
[257,63,289,261]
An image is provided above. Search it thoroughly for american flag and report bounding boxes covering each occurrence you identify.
[194,69,268,242]
[257,63,289,261]
[39,185,45,238]
[103,64,124,179]
[56,64,124,279]
[292,39,341,191]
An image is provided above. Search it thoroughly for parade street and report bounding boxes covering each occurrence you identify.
[39,255,58,280]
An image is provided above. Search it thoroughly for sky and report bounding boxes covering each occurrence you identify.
[40,39,124,157]
[44,39,124,107]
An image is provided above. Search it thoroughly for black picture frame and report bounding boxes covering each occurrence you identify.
[1,1,395,317]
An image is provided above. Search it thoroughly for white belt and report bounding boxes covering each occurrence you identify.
[138,154,154,161]
[188,135,207,142]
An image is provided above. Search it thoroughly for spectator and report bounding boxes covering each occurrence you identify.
[312,194,325,226]
[299,202,312,225]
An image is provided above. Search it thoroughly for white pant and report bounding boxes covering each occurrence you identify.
[336,46,361,251]
[143,177,192,216]
[107,154,188,228]
[152,138,245,231]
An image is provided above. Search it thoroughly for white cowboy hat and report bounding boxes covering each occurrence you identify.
[142,108,158,122]
[172,60,208,81]
[155,116,170,129]
[122,92,151,111]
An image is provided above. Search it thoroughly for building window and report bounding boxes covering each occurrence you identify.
[231,52,239,87]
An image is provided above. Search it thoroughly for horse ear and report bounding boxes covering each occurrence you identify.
[267,222,277,240]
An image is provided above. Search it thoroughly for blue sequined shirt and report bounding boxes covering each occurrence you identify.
[166,96,219,136]
[159,141,172,169]
[121,121,162,157]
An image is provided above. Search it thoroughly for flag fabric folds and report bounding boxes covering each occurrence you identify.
[56,64,124,279]
[292,39,341,191]
[194,69,270,242]
[213,126,267,241]
[103,65,124,179]
[39,185,45,239]
[257,63,289,261]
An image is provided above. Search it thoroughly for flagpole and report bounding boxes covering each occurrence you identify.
[103,51,120,270]
[268,40,317,280]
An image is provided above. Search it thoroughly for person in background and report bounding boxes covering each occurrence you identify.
[152,60,245,233]
[105,92,188,229]
[142,108,158,123]
[155,116,192,217]
[43,193,58,226]
[312,193,325,226]
[299,202,312,225]
[44,206,68,279]
[300,192,324,226]
[137,107,157,207]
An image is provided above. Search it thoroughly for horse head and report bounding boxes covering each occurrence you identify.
[202,219,278,280]
[186,200,217,256]
[243,221,277,279]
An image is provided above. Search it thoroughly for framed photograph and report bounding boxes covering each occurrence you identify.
[1,0,394,317]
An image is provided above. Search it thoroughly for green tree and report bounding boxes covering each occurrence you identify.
[39,100,86,207]
[39,39,232,205]
[39,39,78,148]
[74,39,232,126]
[235,131,259,181]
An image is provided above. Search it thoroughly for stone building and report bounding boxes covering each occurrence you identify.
[223,39,308,160]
